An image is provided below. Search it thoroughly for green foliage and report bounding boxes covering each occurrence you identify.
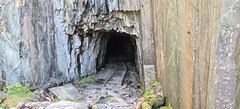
[3,83,34,94]
[0,83,36,108]
[107,95,113,98]
[55,99,60,102]
[193,48,197,51]
[144,90,154,98]
[80,97,85,101]
[96,99,103,104]
[65,98,75,102]
[153,81,160,87]
[114,100,120,103]
[142,102,151,109]
[60,82,65,86]
[74,76,95,84]
[0,104,6,109]
[160,106,170,109]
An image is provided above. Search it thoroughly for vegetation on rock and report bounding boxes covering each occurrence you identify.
[0,83,36,108]
[74,76,96,84]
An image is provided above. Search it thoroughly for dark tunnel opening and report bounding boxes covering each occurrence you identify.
[104,32,138,68]
[95,31,139,77]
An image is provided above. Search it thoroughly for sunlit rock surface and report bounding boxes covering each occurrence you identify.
[0,0,240,108]
[0,0,141,86]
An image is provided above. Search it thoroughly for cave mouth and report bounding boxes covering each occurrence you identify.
[105,32,137,65]
[96,31,139,76]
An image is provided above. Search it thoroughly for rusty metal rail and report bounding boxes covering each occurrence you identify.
[104,56,127,85]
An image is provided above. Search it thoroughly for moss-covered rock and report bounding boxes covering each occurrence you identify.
[141,93,164,109]
[160,106,170,109]
[142,102,151,109]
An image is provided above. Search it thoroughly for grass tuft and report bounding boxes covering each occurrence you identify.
[74,76,95,84]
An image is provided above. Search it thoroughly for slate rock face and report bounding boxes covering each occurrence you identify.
[214,0,240,108]
[0,0,141,86]
[151,0,240,109]
[1,0,240,108]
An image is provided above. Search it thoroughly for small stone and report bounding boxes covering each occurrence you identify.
[90,89,98,94]
[121,84,128,89]
[78,88,83,92]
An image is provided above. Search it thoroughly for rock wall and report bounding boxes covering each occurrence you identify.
[236,30,240,109]
[152,0,240,109]
[215,0,240,108]
[1,0,240,109]
[0,0,142,86]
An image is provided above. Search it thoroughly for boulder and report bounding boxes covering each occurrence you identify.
[48,84,81,101]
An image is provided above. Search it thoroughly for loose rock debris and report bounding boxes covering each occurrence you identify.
[73,61,144,109]
[1,61,145,109]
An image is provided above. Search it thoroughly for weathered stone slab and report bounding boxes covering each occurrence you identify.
[144,65,156,90]
[45,101,88,109]
[49,84,81,101]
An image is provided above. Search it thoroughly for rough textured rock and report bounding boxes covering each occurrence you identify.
[1,0,240,109]
[49,83,82,101]
[214,0,240,108]
[153,0,240,109]
[0,0,142,86]
[236,25,240,109]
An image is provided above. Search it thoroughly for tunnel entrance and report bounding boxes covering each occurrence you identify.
[105,32,137,66]
[71,31,143,108]
[95,31,140,85]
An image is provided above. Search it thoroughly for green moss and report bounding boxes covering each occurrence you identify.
[65,98,75,102]
[146,86,152,91]
[157,93,164,98]
[74,76,95,84]
[0,83,36,108]
[147,78,151,84]
[149,98,163,109]
[107,95,113,98]
[0,92,35,108]
[144,90,154,98]
[80,97,85,101]
[138,97,145,101]
[3,83,34,94]
[142,102,152,109]
[141,84,145,92]
[114,100,120,103]
[141,92,165,109]
[55,99,60,102]
[144,95,156,99]
[96,99,103,104]
[0,104,7,109]
[193,48,197,51]
[160,106,170,109]
[153,81,160,86]
[165,98,173,109]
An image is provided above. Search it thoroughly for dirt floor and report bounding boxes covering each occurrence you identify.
[73,61,143,109]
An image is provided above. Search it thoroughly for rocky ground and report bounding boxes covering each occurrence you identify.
[73,61,144,109]
[75,64,143,109]
[1,61,144,109]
